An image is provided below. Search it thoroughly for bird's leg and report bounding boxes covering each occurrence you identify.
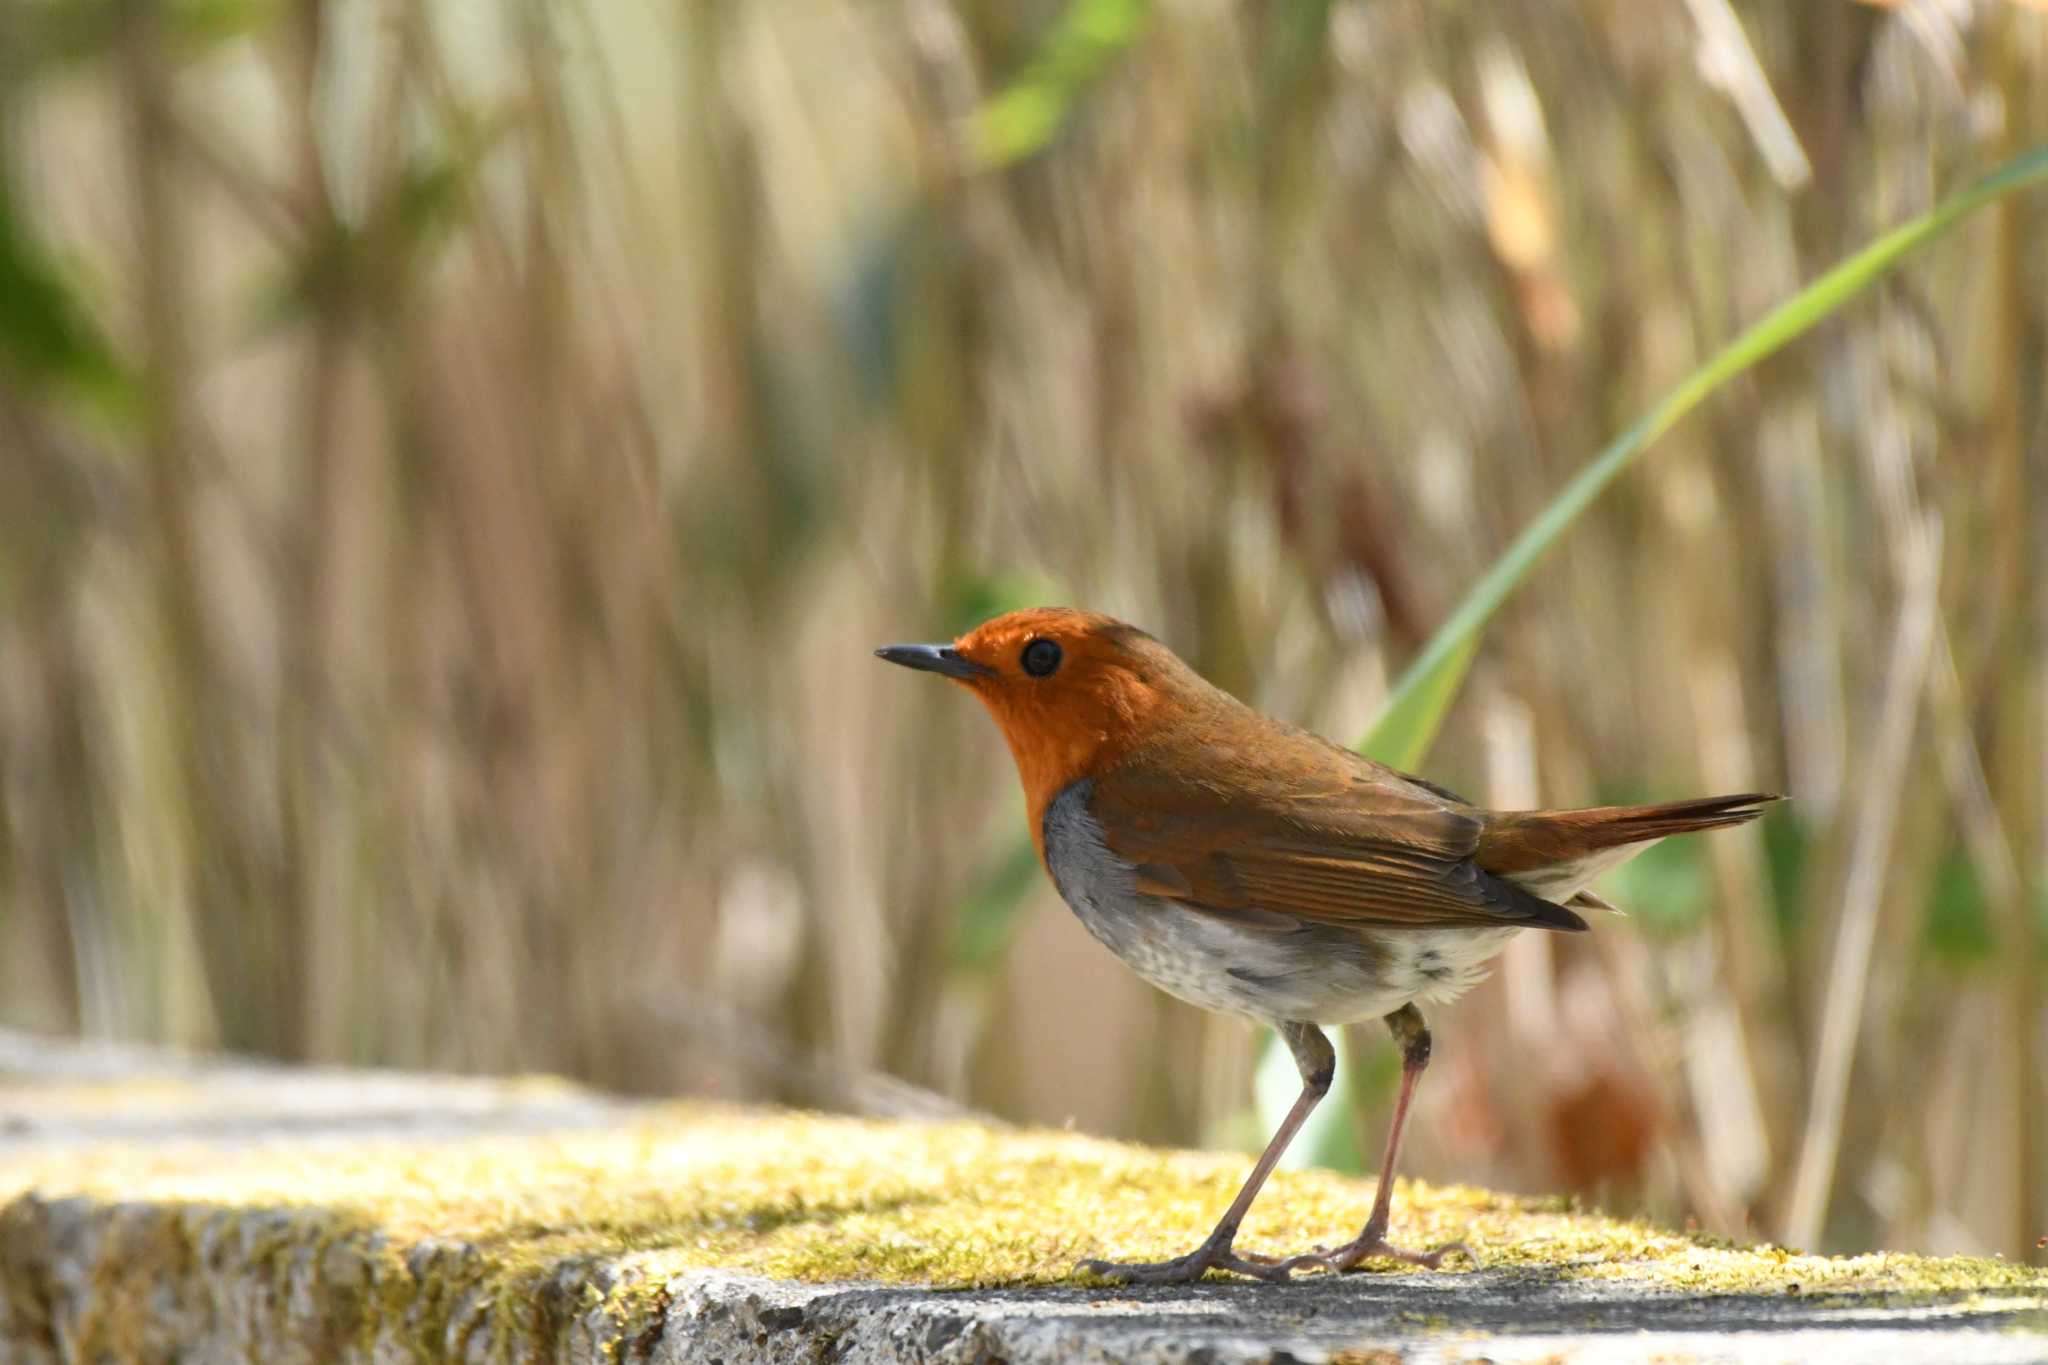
[1280,1005,1473,1274]
[1078,1022,1333,1285]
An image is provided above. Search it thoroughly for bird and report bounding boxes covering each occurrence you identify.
[876,607,1775,1284]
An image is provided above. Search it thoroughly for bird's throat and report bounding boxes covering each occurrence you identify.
[976,674,1169,855]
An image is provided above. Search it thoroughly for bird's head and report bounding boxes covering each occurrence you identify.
[877,607,1199,824]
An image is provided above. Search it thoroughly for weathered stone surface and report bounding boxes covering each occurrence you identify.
[3,1030,2043,1364]
[659,1270,2048,1365]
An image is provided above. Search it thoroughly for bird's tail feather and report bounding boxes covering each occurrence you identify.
[1476,793,1778,902]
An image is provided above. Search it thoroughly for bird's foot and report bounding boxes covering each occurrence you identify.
[1277,1227,1475,1275]
[1078,1234,1294,1285]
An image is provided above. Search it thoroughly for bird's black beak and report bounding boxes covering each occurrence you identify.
[874,643,992,679]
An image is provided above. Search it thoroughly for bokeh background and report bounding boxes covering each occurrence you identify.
[2,0,2044,1263]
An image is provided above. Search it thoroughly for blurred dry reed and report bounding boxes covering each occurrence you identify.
[0,0,2043,1262]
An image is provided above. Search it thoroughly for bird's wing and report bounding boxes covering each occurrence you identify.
[1088,732,1586,933]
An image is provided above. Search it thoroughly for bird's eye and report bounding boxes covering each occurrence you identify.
[1021,638,1063,678]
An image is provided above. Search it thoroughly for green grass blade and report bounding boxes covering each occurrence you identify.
[1360,636,1477,772]
[969,0,1150,168]
[1358,141,2048,770]
[0,174,130,410]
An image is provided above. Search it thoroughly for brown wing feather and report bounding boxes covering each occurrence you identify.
[1089,726,1587,933]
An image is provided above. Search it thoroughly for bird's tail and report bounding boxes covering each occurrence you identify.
[1477,792,1778,906]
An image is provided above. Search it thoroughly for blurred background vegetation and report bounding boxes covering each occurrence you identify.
[1,0,2044,1263]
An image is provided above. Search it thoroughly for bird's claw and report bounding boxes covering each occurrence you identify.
[1277,1234,1475,1275]
[1077,1241,1294,1285]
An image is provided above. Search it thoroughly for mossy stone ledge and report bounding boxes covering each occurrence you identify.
[1,1030,2043,1364]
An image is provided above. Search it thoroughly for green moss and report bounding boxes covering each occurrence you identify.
[5,1104,2043,1359]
